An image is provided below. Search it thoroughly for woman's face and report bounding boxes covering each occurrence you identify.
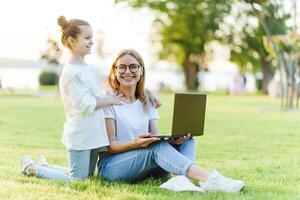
[115,54,143,88]
[70,25,93,56]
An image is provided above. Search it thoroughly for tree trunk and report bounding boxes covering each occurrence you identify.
[297,83,300,108]
[184,62,199,90]
[261,58,272,94]
[278,63,285,109]
[287,60,297,109]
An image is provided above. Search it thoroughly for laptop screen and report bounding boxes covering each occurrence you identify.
[171,93,206,136]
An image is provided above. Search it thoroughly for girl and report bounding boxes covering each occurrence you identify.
[20,17,160,183]
[98,49,245,192]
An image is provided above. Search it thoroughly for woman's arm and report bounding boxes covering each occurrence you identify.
[105,118,138,154]
[149,119,159,135]
[105,118,160,154]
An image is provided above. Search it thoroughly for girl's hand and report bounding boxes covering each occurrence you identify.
[135,133,161,148]
[107,93,126,105]
[147,90,161,108]
[169,133,191,145]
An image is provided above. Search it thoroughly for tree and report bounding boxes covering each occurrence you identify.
[247,0,299,109]
[115,0,232,90]
[95,31,108,59]
[219,1,290,93]
[263,34,300,109]
[40,35,62,65]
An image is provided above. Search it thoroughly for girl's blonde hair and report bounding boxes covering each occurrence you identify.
[107,49,149,109]
[57,16,90,49]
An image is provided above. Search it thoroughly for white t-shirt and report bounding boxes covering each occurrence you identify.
[59,64,109,150]
[103,100,159,142]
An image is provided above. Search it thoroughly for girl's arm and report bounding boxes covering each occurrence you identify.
[68,75,124,115]
[94,93,125,110]
[105,118,160,154]
[146,89,161,108]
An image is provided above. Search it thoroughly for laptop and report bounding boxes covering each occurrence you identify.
[150,92,207,139]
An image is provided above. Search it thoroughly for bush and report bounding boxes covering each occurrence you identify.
[39,71,59,86]
[256,78,262,91]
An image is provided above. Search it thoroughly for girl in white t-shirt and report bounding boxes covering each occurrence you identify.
[98,49,245,192]
[19,17,159,182]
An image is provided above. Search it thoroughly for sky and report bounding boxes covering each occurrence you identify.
[0,0,156,66]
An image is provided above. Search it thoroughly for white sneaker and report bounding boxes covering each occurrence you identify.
[20,155,34,175]
[160,175,204,192]
[200,170,245,192]
[35,155,48,166]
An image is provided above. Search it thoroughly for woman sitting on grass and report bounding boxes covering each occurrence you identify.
[98,49,245,192]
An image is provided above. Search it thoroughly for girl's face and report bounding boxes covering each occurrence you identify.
[115,54,143,88]
[69,25,93,56]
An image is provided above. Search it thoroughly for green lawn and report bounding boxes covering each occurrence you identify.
[0,92,299,200]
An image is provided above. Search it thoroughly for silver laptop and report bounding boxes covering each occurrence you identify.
[151,92,207,139]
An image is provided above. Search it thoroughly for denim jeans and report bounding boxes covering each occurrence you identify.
[98,138,196,182]
[35,147,102,183]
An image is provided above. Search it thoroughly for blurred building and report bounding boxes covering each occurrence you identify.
[198,61,256,94]
[145,65,185,91]
[198,41,256,93]
[0,55,257,93]
[0,58,60,90]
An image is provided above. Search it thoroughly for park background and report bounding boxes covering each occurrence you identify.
[0,0,299,199]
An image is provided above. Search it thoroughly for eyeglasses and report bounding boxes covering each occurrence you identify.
[115,64,141,74]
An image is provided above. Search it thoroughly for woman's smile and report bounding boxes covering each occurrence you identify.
[121,75,136,81]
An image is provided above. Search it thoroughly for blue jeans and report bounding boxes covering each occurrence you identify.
[35,148,101,183]
[98,139,196,182]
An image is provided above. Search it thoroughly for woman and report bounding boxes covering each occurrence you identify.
[98,49,245,192]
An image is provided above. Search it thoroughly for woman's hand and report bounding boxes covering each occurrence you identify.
[169,133,191,145]
[134,133,161,148]
[147,90,162,108]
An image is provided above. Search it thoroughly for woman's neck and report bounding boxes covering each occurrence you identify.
[119,85,136,103]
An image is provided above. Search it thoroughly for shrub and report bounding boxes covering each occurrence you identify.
[39,71,59,86]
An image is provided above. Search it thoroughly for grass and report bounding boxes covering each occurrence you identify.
[0,91,299,200]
